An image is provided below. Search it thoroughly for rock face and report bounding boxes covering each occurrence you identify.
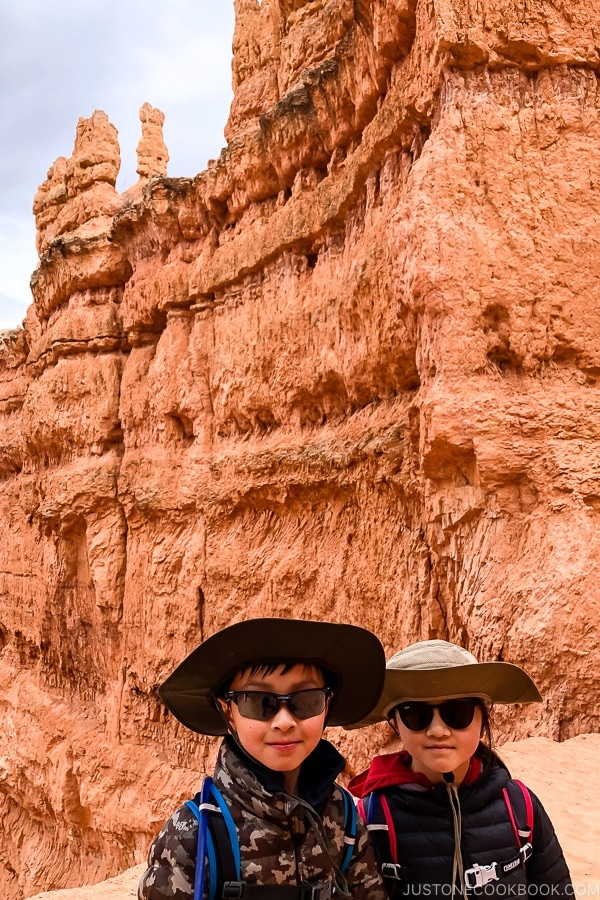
[1,0,600,897]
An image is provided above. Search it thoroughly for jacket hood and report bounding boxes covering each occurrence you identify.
[348,750,430,796]
[348,748,486,797]
[224,733,345,810]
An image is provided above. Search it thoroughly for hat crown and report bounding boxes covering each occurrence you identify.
[387,639,479,672]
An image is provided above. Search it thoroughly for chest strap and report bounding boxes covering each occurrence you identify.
[222,881,334,900]
[381,843,532,893]
[464,843,532,891]
[381,865,408,880]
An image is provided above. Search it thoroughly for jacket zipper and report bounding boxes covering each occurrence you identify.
[286,801,304,884]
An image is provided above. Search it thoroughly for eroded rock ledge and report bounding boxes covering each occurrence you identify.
[2,1,600,897]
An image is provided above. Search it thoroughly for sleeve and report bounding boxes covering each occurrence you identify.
[137,804,199,900]
[344,812,388,900]
[525,790,572,897]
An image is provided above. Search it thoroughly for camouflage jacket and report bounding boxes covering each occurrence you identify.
[138,737,386,900]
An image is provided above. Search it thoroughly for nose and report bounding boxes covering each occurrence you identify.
[271,701,297,730]
[426,708,451,736]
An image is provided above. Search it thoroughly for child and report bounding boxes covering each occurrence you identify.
[139,617,388,900]
[348,640,572,897]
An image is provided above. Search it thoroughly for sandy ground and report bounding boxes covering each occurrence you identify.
[25,734,600,899]
[499,733,600,888]
[25,865,146,900]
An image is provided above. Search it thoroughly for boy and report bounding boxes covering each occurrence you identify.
[139,617,387,900]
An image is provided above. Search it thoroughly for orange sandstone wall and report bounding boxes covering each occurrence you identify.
[1,1,600,897]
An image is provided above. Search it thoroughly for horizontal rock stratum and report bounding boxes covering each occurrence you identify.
[2,0,600,896]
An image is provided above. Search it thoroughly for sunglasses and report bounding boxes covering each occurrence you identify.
[391,699,481,732]
[223,688,331,721]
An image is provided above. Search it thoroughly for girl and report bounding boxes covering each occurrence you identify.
[349,639,572,897]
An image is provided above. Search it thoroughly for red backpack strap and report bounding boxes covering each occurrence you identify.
[379,793,397,863]
[513,779,534,839]
[503,779,534,847]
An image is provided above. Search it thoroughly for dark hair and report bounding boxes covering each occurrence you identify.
[477,701,494,771]
[217,661,338,697]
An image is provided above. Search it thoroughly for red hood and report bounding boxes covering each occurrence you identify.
[348,750,483,797]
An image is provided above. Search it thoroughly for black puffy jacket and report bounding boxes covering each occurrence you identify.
[349,750,572,898]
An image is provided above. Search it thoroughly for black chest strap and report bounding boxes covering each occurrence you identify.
[365,785,534,895]
[381,844,533,892]
[223,883,333,900]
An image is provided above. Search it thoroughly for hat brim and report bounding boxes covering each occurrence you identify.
[159,618,385,735]
[349,661,542,727]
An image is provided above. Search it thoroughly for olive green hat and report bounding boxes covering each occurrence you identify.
[353,639,542,727]
[159,617,386,735]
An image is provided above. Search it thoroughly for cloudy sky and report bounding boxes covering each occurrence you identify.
[0,0,236,330]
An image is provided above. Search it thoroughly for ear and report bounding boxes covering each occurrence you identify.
[479,701,490,737]
[216,696,235,729]
[322,689,334,728]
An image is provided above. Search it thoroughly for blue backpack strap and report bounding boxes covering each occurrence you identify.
[339,786,358,874]
[185,776,227,900]
[185,776,241,900]
[187,780,356,896]
[205,829,218,900]
[207,781,242,878]
[185,794,217,900]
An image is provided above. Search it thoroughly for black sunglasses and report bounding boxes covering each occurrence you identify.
[223,688,331,721]
[391,698,481,732]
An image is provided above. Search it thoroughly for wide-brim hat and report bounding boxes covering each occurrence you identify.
[159,617,386,735]
[352,639,542,727]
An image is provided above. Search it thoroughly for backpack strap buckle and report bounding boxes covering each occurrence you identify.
[520,842,533,864]
[301,882,332,900]
[381,863,406,881]
[464,862,499,890]
[223,883,245,900]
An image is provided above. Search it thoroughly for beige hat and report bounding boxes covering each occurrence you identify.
[352,639,542,727]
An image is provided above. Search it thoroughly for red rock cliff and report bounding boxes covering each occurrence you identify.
[1,1,600,897]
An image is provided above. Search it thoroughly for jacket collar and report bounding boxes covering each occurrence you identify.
[348,749,484,797]
[221,734,345,810]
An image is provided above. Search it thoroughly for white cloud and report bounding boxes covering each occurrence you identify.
[0,0,235,331]
[136,34,233,105]
[0,214,36,326]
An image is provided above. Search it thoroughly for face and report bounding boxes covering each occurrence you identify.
[392,696,484,785]
[218,664,330,793]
